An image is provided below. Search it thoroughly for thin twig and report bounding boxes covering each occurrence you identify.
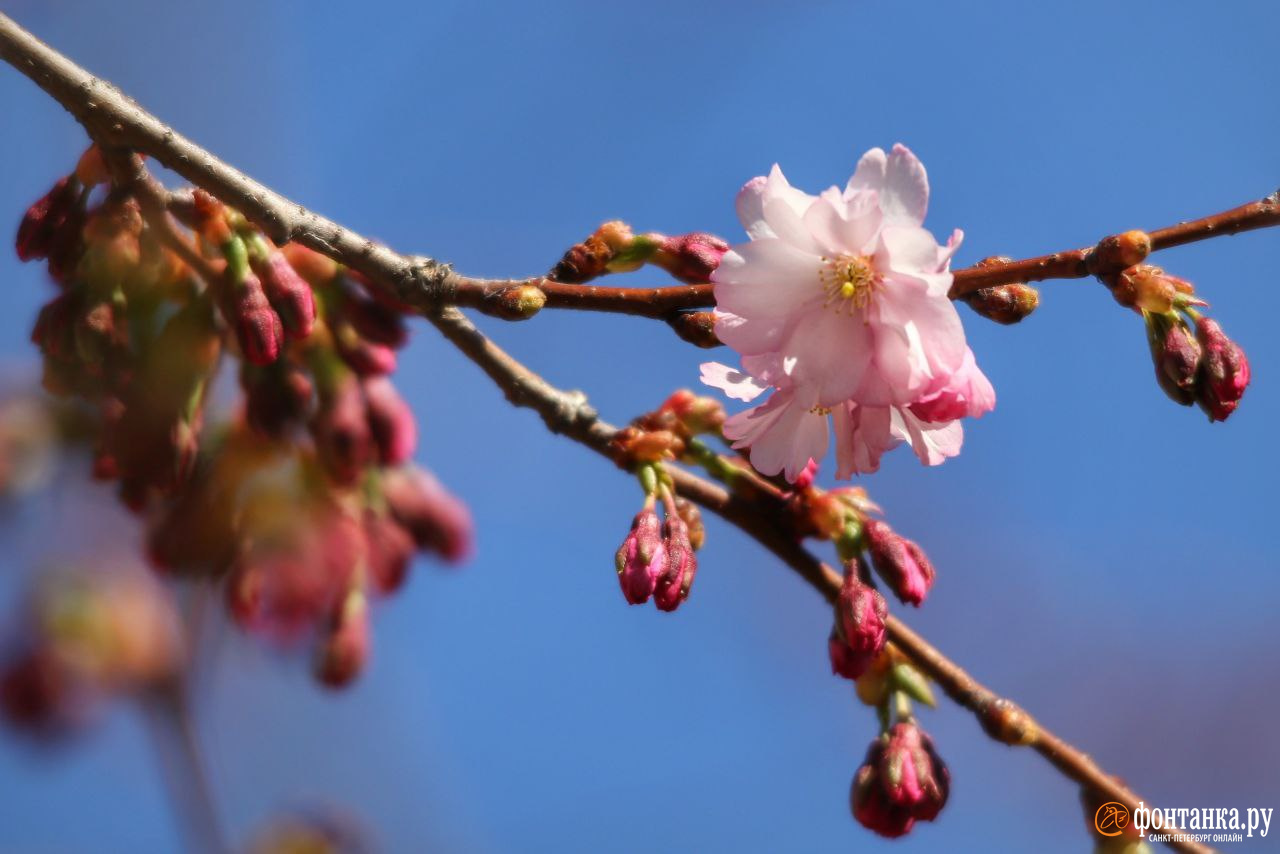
[142,682,226,854]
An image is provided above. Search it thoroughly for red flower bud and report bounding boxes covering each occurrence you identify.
[279,243,338,287]
[673,497,704,551]
[314,589,371,689]
[16,177,80,263]
[363,510,416,595]
[340,286,407,349]
[654,516,697,611]
[255,251,316,340]
[863,520,935,606]
[244,362,314,438]
[831,568,887,679]
[312,373,374,485]
[1194,317,1250,422]
[880,722,949,821]
[333,322,397,376]
[615,506,665,605]
[652,232,729,284]
[363,377,417,466]
[851,723,949,837]
[382,466,473,563]
[223,271,284,366]
[1146,315,1200,406]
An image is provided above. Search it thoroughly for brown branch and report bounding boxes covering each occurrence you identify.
[0,13,1216,852]
[428,307,1209,854]
[2,13,1270,336]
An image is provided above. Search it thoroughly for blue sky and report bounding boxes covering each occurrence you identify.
[0,1,1277,852]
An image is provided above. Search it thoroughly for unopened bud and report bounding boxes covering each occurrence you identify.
[333,322,398,376]
[1194,317,1250,422]
[550,221,637,283]
[654,515,697,610]
[493,285,547,320]
[255,251,316,340]
[363,376,417,466]
[340,286,408,349]
[962,283,1039,325]
[980,698,1038,746]
[279,243,339,286]
[1088,230,1151,276]
[863,520,935,606]
[223,270,284,366]
[314,589,371,689]
[382,466,473,562]
[666,311,721,348]
[312,372,374,485]
[835,569,887,672]
[16,177,81,263]
[74,145,111,187]
[661,389,725,435]
[1146,315,1200,406]
[651,232,729,283]
[673,497,704,550]
[615,506,666,605]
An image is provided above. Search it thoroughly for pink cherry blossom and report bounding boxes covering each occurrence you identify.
[713,145,966,409]
[702,145,994,480]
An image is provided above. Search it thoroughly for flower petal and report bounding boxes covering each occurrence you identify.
[700,361,769,402]
[882,144,929,226]
[847,147,887,196]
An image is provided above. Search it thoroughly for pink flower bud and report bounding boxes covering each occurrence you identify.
[341,286,408,349]
[828,629,870,681]
[382,466,474,563]
[312,373,374,485]
[850,723,949,837]
[1147,316,1200,406]
[224,271,284,366]
[832,570,887,679]
[1194,317,1250,422]
[863,520,935,606]
[255,251,316,340]
[333,322,397,376]
[362,376,417,466]
[880,722,949,821]
[850,740,914,838]
[314,589,371,689]
[16,177,80,263]
[226,543,348,645]
[653,232,730,284]
[363,510,416,595]
[615,506,666,605]
[244,362,314,438]
[654,516,697,611]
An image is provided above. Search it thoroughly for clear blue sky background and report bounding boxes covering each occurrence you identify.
[0,2,1277,852]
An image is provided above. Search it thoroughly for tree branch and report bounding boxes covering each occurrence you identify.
[2,11,1273,333]
[0,12,1217,852]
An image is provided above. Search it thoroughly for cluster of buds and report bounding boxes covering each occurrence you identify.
[612,389,726,466]
[0,568,183,739]
[15,150,472,687]
[1092,230,1251,421]
[791,472,937,608]
[550,221,728,285]
[959,256,1040,325]
[850,721,950,838]
[614,466,702,612]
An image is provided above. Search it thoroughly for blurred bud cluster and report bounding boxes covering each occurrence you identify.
[14,148,475,688]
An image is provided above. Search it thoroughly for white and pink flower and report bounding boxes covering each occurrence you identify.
[702,145,993,480]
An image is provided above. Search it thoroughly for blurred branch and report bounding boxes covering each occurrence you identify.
[143,682,226,854]
[0,12,1218,853]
